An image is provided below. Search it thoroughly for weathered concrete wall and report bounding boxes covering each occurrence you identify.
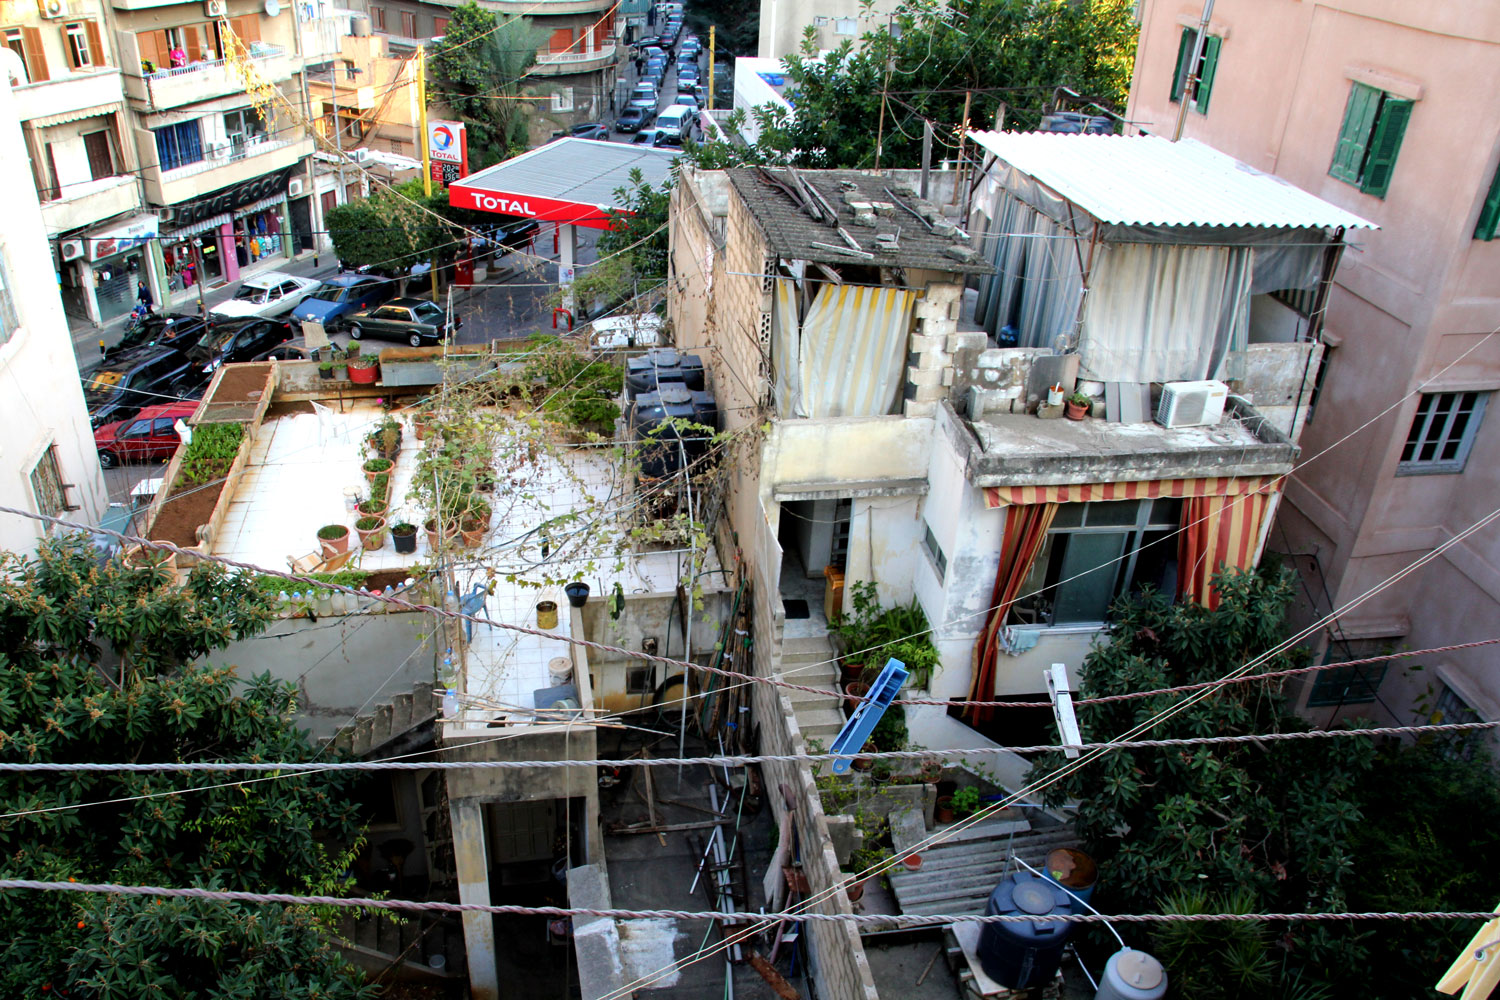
[1243,340,1323,442]
[762,416,933,493]
[209,610,436,741]
[843,495,925,617]
[579,589,735,715]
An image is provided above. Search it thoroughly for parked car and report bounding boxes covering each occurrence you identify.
[290,274,397,328]
[633,128,683,149]
[678,64,700,83]
[104,312,210,362]
[94,400,198,468]
[250,337,314,362]
[338,297,460,347]
[558,122,610,141]
[643,61,665,86]
[184,317,297,384]
[616,106,652,132]
[83,343,197,429]
[673,92,700,110]
[210,271,321,319]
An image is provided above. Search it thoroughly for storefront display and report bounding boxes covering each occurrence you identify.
[83,215,159,322]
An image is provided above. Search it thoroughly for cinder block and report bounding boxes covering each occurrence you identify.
[904,399,937,417]
[907,365,944,387]
[923,282,961,304]
[948,330,988,353]
[919,317,958,339]
[1038,402,1065,420]
[913,383,947,403]
[941,368,955,386]
[909,333,946,354]
[913,350,952,371]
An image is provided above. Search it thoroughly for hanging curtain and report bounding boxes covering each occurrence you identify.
[975,197,1085,350]
[1079,243,1252,383]
[771,279,803,418]
[1176,490,1272,608]
[781,283,915,418]
[966,502,1059,722]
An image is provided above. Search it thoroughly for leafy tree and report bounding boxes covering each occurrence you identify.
[565,167,672,315]
[0,535,374,998]
[429,4,542,167]
[325,179,456,273]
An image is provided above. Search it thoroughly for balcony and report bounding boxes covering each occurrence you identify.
[40,175,142,235]
[123,46,295,112]
[491,0,616,13]
[142,135,313,206]
[530,42,619,76]
[10,69,125,124]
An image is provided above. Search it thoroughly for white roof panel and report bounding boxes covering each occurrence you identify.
[967,131,1378,230]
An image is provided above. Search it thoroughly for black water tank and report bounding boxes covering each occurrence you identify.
[689,389,719,433]
[625,349,706,396]
[1039,111,1113,135]
[976,872,1074,989]
[632,386,698,477]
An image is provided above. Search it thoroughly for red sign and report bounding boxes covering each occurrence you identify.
[446,183,630,231]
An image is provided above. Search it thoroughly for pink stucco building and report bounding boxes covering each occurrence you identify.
[1127,2,1500,731]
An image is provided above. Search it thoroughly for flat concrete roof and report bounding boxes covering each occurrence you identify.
[449,138,679,229]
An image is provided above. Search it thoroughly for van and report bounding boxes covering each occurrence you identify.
[655,104,698,140]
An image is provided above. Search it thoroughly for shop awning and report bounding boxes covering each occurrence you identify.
[982,475,1280,508]
[165,213,232,239]
[29,103,122,129]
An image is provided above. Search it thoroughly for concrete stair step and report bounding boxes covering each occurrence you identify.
[794,706,845,731]
[787,681,841,705]
[783,634,835,655]
[801,723,844,746]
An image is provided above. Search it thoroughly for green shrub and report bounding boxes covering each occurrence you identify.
[170,422,246,491]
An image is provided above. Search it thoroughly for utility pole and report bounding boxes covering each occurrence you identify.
[707,26,715,111]
[417,44,438,302]
[874,56,893,169]
[1172,0,1215,141]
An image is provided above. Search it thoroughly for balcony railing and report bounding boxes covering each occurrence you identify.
[533,42,617,68]
[143,44,286,81]
[160,136,298,181]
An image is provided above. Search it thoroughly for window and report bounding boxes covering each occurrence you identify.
[1011,499,1182,626]
[0,248,17,344]
[1475,163,1500,241]
[1429,684,1484,760]
[400,10,415,37]
[83,130,116,180]
[834,17,857,35]
[64,21,92,69]
[551,86,574,112]
[6,25,47,82]
[1398,391,1487,475]
[1306,647,1390,707]
[625,665,653,695]
[550,27,573,52]
[223,108,266,158]
[922,522,946,580]
[370,6,385,31]
[434,17,448,35]
[30,446,67,523]
[1169,27,1220,113]
[153,120,204,171]
[1329,82,1412,198]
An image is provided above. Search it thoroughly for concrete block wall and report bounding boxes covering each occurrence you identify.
[965,346,1051,417]
[904,280,965,418]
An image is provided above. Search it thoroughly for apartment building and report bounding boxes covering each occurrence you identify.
[757,0,902,59]
[105,0,347,308]
[0,65,109,552]
[1126,1,1500,730]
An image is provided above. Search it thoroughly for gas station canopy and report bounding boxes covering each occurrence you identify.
[448,138,680,230]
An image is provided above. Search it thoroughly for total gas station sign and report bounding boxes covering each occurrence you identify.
[448,184,627,230]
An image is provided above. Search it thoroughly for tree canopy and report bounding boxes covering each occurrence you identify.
[1030,567,1500,999]
[325,179,456,272]
[0,536,373,998]
[428,4,541,168]
[565,167,672,316]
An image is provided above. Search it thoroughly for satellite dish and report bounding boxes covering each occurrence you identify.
[263,0,282,15]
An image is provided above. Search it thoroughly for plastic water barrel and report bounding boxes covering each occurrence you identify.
[1042,847,1098,914]
[634,386,699,477]
[625,349,707,396]
[1094,949,1167,1000]
[689,388,719,432]
[976,872,1074,989]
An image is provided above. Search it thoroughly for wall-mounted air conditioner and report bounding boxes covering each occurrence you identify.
[347,148,372,163]
[1156,379,1229,429]
[205,0,228,17]
[288,178,304,197]
[209,140,230,158]
[60,239,85,262]
[41,0,69,19]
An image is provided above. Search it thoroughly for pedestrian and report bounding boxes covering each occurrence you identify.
[136,280,153,313]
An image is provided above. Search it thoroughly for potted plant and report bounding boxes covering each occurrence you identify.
[919,757,943,784]
[951,785,983,818]
[935,796,955,824]
[424,517,458,551]
[379,416,401,457]
[317,360,334,380]
[459,500,491,549]
[1064,391,1091,421]
[371,472,391,503]
[317,523,349,559]
[363,457,393,482]
[871,759,893,785]
[355,515,387,550]
[332,350,349,381]
[844,680,870,713]
[357,497,388,519]
[852,740,876,772]
[348,353,379,385]
[391,521,418,554]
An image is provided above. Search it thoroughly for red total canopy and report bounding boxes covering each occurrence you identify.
[448,137,680,231]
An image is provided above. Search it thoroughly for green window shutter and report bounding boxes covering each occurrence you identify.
[1170,28,1193,103]
[1329,83,1380,184]
[1360,97,1413,197]
[1194,35,1222,113]
[1475,165,1500,240]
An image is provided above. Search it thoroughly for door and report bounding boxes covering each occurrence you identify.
[147,416,181,459]
[290,196,313,253]
[83,130,114,180]
[486,800,556,865]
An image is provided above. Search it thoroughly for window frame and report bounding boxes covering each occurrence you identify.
[370,6,386,31]
[1396,391,1488,476]
[0,246,17,344]
[1306,653,1389,707]
[1169,27,1220,114]
[64,20,92,69]
[30,445,67,523]
[922,522,946,581]
[400,10,416,37]
[1475,162,1500,241]
[1328,82,1413,198]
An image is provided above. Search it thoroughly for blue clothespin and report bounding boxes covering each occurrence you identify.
[460,583,487,642]
[828,658,908,774]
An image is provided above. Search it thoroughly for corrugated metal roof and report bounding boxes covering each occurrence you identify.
[966,132,1379,230]
[457,137,678,208]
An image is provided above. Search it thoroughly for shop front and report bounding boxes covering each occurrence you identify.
[230,193,290,272]
[159,166,294,304]
[81,214,161,324]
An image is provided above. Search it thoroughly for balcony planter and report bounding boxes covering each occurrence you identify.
[391,522,418,554]
[348,355,379,385]
[1064,392,1090,421]
[363,457,393,482]
[355,515,387,551]
[459,516,487,549]
[318,361,334,380]
[317,523,349,559]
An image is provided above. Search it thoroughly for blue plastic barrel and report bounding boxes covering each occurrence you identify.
[976,872,1074,989]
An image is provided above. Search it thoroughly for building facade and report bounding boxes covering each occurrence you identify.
[0,63,109,553]
[1126,0,1500,731]
[756,0,902,59]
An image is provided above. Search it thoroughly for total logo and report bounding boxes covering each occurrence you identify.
[431,125,456,151]
[466,192,538,216]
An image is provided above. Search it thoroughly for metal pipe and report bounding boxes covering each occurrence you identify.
[1171,0,1216,141]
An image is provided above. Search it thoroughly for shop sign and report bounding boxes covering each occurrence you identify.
[428,121,467,166]
[86,215,159,262]
[174,167,296,227]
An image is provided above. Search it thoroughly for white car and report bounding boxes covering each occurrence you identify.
[210,272,321,319]
[590,313,664,350]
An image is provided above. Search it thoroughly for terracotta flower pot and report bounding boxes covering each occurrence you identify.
[317,525,349,559]
[902,854,923,872]
[355,516,387,550]
[844,875,867,903]
[844,681,870,713]
[935,796,955,824]
[1064,399,1089,420]
[356,498,388,519]
[363,459,393,482]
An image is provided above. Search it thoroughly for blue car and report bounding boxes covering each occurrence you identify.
[290,274,396,327]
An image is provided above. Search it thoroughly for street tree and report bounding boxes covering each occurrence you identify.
[429,4,542,168]
[325,179,456,273]
[565,167,671,316]
[0,536,374,998]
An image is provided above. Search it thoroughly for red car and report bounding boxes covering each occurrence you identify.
[94,401,198,468]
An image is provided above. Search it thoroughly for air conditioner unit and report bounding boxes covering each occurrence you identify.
[41,0,69,19]
[60,239,86,262]
[1156,379,1229,429]
[287,178,304,197]
[209,140,230,158]
[205,0,227,17]
[348,148,372,163]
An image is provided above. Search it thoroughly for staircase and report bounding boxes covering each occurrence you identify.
[334,910,466,983]
[781,633,844,749]
[329,681,438,757]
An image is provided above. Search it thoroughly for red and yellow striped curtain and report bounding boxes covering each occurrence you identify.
[1177,490,1272,608]
[966,502,1059,723]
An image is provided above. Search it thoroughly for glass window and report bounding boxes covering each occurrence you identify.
[1010,499,1183,626]
[415,303,444,322]
[922,522,946,580]
[1397,391,1487,475]
[400,10,415,36]
[65,22,91,68]
[4,29,27,82]
[1307,652,1389,707]
[0,248,16,345]
[153,417,177,435]
[30,446,67,522]
[374,306,407,320]
[152,120,203,171]
[1170,28,1221,113]
[122,419,152,438]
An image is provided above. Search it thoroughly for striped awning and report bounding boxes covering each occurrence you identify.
[983,475,1281,508]
[29,103,121,129]
[164,213,232,239]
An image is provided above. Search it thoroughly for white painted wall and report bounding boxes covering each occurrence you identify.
[0,70,108,555]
